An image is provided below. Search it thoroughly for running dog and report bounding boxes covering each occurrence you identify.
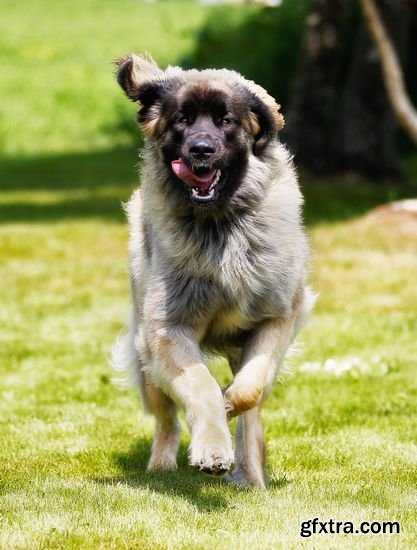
[112,54,314,488]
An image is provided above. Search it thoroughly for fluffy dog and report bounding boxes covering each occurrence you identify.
[112,54,314,488]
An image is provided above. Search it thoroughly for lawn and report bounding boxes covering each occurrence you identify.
[1,1,417,549]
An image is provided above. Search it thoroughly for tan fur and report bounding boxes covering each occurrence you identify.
[242,79,285,131]
[228,407,266,488]
[142,371,180,471]
[242,111,262,136]
[142,118,160,138]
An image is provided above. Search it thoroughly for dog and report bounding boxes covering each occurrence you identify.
[112,54,314,488]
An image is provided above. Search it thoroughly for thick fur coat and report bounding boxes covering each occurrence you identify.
[112,54,314,488]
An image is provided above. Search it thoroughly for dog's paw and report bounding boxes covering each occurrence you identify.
[190,452,233,476]
[223,382,263,420]
[147,454,178,472]
[190,448,234,476]
[226,468,266,489]
[189,428,234,476]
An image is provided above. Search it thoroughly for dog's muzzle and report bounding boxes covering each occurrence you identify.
[189,137,216,161]
[171,158,226,204]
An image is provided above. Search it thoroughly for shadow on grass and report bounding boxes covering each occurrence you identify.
[1,146,414,225]
[301,175,413,225]
[0,197,127,224]
[0,147,139,223]
[95,439,233,511]
[94,437,293,509]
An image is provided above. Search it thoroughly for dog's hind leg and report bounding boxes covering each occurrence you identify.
[141,370,180,470]
[228,406,266,488]
[140,370,181,471]
[225,349,266,488]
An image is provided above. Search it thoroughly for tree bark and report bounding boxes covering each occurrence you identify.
[360,0,417,144]
[283,0,352,173]
[330,1,409,178]
[283,0,411,179]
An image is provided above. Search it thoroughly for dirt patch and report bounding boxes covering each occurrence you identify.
[363,199,417,237]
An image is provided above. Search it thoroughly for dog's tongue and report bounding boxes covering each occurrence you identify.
[171,159,216,190]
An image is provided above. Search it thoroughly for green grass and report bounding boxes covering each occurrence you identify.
[0,0,216,156]
[1,1,417,548]
[2,162,417,549]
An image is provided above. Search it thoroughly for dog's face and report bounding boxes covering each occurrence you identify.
[116,55,284,208]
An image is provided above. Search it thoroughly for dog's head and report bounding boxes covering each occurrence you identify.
[116,54,284,208]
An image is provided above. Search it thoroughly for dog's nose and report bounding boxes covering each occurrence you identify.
[189,139,216,160]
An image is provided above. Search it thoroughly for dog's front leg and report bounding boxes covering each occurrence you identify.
[224,315,296,419]
[147,324,234,475]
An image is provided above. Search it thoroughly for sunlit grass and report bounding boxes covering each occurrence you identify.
[0,0,220,156]
[1,0,417,547]
[1,166,417,547]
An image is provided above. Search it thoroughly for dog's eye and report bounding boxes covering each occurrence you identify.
[177,115,189,125]
[219,117,233,127]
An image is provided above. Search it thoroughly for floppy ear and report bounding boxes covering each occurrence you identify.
[245,82,285,155]
[115,53,168,137]
[116,53,164,100]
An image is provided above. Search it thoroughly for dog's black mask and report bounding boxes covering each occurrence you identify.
[159,86,251,207]
[116,56,284,210]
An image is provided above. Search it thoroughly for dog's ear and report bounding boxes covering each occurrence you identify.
[115,54,168,137]
[244,82,285,155]
[115,53,164,101]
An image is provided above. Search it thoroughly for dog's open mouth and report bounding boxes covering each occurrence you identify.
[171,158,223,203]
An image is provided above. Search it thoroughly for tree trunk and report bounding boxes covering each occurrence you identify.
[331,0,410,178]
[283,0,352,173]
[283,0,411,179]
[360,0,417,144]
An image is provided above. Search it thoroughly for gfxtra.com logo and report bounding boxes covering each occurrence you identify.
[300,518,400,538]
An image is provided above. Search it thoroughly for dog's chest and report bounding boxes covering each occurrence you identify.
[208,305,253,340]
[165,248,288,332]
[158,212,293,327]
[178,214,273,281]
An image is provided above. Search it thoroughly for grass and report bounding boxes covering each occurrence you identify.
[2,157,417,550]
[1,0,417,548]
[0,0,215,156]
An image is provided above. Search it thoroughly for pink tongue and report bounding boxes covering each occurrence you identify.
[171,159,216,190]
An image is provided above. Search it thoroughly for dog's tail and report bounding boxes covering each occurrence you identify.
[111,309,155,414]
[277,285,318,382]
[294,285,318,335]
[111,308,141,389]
